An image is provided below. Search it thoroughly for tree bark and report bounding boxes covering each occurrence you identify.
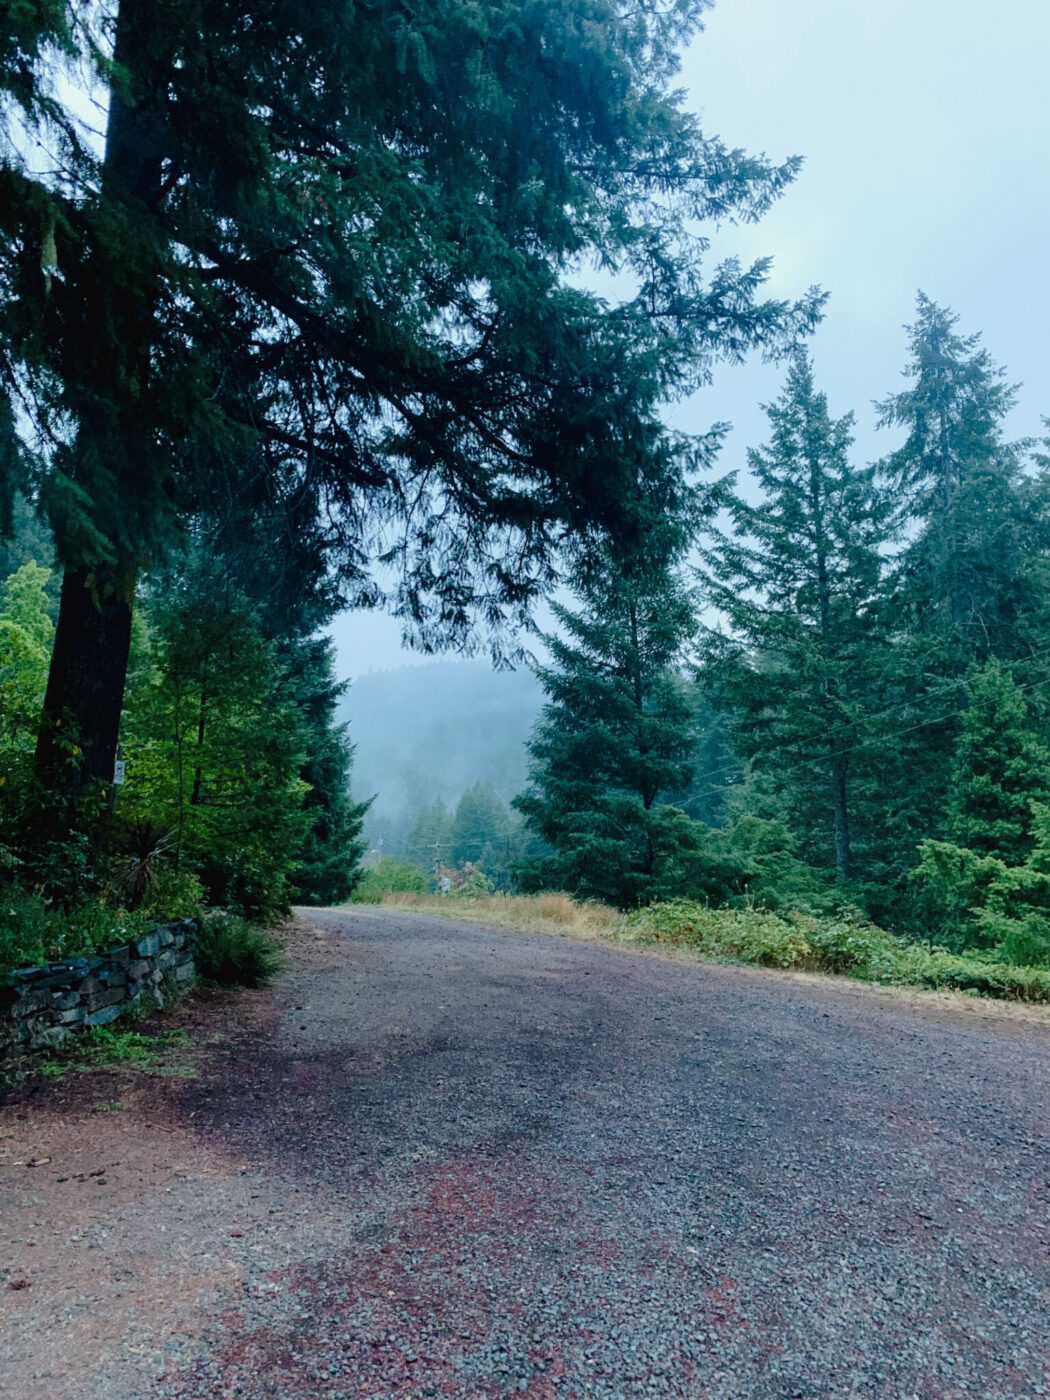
[831,753,851,884]
[35,564,136,810]
[33,0,161,820]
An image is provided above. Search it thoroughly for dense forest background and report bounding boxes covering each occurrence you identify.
[3,1,1050,984]
[357,301,1050,974]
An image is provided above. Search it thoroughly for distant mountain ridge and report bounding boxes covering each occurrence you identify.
[341,661,542,850]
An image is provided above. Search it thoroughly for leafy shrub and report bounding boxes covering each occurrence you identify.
[0,887,51,979]
[0,889,150,983]
[457,868,495,898]
[804,918,903,977]
[195,913,283,988]
[629,901,810,968]
[899,948,1050,1002]
[351,857,427,902]
[628,899,1050,1001]
[47,902,150,958]
[138,865,204,922]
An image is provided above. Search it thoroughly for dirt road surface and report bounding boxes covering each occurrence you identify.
[1,906,1048,1398]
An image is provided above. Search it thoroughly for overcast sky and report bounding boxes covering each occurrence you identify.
[331,0,1050,678]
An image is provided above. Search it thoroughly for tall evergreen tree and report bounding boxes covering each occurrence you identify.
[877,294,1048,664]
[403,799,453,872]
[120,565,312,918]
[868,299,1050,910]
[1,1,818,828]
[287,637,370,907]
[701,351,893,883]
[944,661,1050,864]
[449,782,510,868]
[912,666,1050,951]
[515,557,706,908]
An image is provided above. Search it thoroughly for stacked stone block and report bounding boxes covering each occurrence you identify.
[0,918,197,1055]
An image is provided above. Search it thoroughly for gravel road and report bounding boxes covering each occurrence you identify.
[2,905,1048,1399]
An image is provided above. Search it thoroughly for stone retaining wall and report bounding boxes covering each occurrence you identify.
[0,918,197,1055]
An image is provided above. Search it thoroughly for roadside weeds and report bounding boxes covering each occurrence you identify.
[359,892,1050,1028]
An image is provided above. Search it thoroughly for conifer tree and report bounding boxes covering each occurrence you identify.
[877,294,1048,663]
[449,782,510,868]
[701,351,893,883]
[1,1,819,827]
[403,800,453,872]
[945,661,1049,864]
[287,637,371,907]
[869,299,1050,907]
[515,557,706,908]
[912,664,1050,949]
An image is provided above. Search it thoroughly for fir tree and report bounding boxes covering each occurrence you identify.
[701,351,893,883]
[403,800,453,872]
[912,663,1050,949]
[286,637,371,907]
[515,557,705,908]
[869,300,1050,910]
[877,294,1048,662]
[945,661,1050,864]
[449,782,510,868]
[1,1,819,825]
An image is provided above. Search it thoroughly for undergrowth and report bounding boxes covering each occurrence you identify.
[38,1024,191,1080]
[371,892,1050,1004]
[195,912,283,988]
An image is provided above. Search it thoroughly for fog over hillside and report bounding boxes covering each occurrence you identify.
[342,662,542,853]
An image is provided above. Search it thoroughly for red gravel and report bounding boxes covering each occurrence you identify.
[1,906,1048,1398]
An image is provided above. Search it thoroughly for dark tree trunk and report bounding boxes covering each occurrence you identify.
[35,564,136,810]
[33,0,162,822]
[831,754,851,884]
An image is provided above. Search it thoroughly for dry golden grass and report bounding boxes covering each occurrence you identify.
[377,890,623,940]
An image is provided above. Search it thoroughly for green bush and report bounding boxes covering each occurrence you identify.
[628,898,1050,1002]
[138,865,205,922]
[0,889,150,983]
[0,887,51,979]
[629,901,810,968]
[351,857,427,902]
[195,913,283,988]
[458,868,495,898]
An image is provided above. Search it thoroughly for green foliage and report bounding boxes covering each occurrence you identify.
[910,668,1050,953]
[120,563,311,920]
[0,887,50,978]
[450,782,510,867]
[700,350,894,885]
[945,661,1050,862]
[0,562,51,766]
[877,294,1046,661]
[631,900,813,968]
[0,889,149,982]
[286,637,370,907]
[403,799,454,870]
[910,839,1006,947]
[457,868,495,899]
[627,900,1050,1000]
[352,857,428,903]
[137,866,204,922]
[724,814,831,912]
[516,557,712,909]
[194,914,283,989]
[5,0,818,829]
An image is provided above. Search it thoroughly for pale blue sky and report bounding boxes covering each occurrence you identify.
[332,0,1050,677]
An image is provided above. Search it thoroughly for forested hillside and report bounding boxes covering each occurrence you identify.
[344,662,541,854]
